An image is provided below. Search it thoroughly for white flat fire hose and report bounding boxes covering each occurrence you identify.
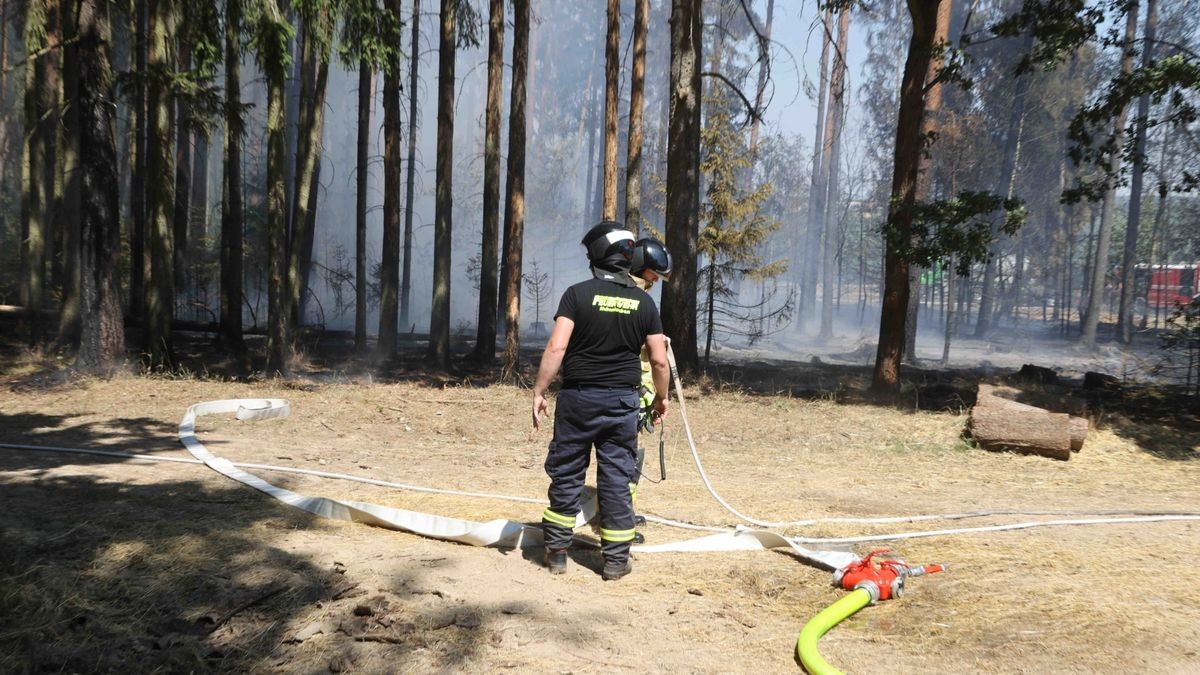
[178,398,859,570]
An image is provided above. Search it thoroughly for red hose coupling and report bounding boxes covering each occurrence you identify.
[831,550,946,603]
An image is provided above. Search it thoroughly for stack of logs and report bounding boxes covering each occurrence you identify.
[968,384,1088,461]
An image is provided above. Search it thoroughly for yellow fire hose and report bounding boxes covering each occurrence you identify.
[795,588,873,675]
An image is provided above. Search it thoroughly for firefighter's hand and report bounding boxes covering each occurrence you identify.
[653,396,668,422]
[532,392,549,431]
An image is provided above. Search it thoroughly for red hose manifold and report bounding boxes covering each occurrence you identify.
[831,549,947,603]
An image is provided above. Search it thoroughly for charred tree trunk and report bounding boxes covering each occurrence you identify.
[601,0,619,221]
[355,62,371,352]
[871,0,942,392]
[144,0,177,368]
[428,0,456,368]
[501,0,529,377]
[75,0,124,372]
[378,0,403,358]
[1117,0,1157,344]
[1081,6,1138,349]
[401,0,420,330]
[624,0,648,234]
[191,132,209,241]
[662,0,702,371]
[472,0,504,364]
[220,0,246,360]
[20,0,52,345]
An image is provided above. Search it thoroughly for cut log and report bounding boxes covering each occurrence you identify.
[1068,415,1089,453]
[968,385,1075,460]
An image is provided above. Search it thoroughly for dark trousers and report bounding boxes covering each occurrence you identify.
[541,387,640,563]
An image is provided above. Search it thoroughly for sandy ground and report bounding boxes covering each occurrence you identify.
[2,375,1199,673]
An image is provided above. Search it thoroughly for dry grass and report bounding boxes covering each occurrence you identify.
[1,374,1198,673]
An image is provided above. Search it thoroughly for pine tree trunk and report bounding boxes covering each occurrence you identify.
[220,0,245,361]
[601,0,619,221]
[801,8,831,327]
[871,0,943,392]
[174,42,191,295]
[1117,0,1157,344]
[1081,6,1138,349]
[624,0,648,234]
[75,0,124,372]
[191,132,209,241]
[473,0,504,364]
[263,1,289,375]
[748,0,774,160]
[428,0,456,367]
[818,8,849,342]
[130,0,148,320]
[904,0,950,361]
[501,0,529,377]
[145,0,177,368]
[55,0,82,350]
[21,0,51,345]
[355,62,371,352]
[378,0,403,358]
[289,10,331,329]
[401,0,420,330]
[662,0,702,371]
[976,32,1034,338]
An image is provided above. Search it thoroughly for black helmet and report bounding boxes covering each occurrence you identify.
[631,238,672,281]
[581,221,635,267]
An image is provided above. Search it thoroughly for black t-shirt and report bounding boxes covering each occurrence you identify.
[555,277,663,388]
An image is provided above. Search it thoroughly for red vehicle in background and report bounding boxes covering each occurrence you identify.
[1134,263,1200,308]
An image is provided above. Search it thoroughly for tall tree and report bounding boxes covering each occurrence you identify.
[428,0,456,367]
[747,0,774,159]
[818,8,850,342]
[472,0,504,363]
[801,8,831,327]
[871,0,943,391]
[354,62,371,351]
[904,0,950,360]
[74,0,124,372]
[252,0,294,374]
[144,0,178,368]
[974,32,1035,338]
[378,0,403,357]
[625,0,649,234]
[288,0,334,329]
[130,0,148,321]
[173,40,191,291]
[662,0,702,370]
[55,0,82,350]
[601,0,619,221]
[1080,3,1138,349]
[220,0,246,359]
[21,0,51,345]
[400,0,420,330]
[500,0,529,377]
[1116,0,1157,344]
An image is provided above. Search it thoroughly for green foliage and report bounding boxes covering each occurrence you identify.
[1066,54,1200,201]
[885,191,1026,275]
[699,99,793,346]
[247,0,295,81]
[989,0,1112,73]
[338,0,403,70]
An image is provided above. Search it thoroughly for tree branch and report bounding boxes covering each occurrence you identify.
[701,70,763,125]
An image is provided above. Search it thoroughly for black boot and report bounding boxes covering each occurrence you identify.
[544,548,567,575]
[602,558,632,581]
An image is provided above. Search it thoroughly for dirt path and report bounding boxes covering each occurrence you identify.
[2,376,1198,673]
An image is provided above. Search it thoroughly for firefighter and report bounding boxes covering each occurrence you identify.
[532,221,670,581]
[628,238,673,543]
